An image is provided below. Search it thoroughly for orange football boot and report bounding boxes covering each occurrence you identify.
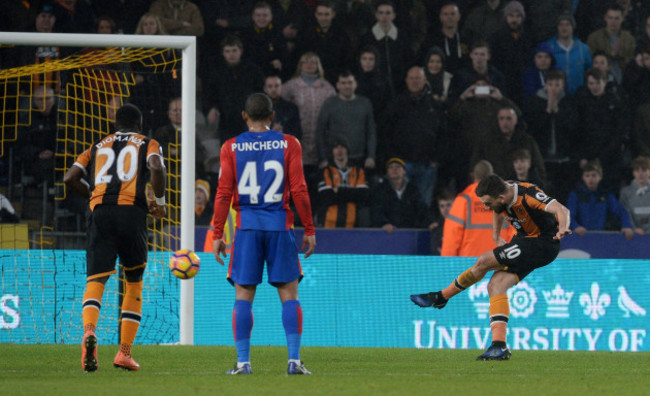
[113,351,140,371]
[81,331,98,372]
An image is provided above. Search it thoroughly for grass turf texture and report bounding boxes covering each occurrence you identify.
[1,345,648,395]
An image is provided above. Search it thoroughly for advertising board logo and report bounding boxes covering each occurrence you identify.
[468,281,490,319]
[543,284,573,318]
[507,282,537,318]
[580,283,610,320]
[617,286,646,317]
[1,294,20,329]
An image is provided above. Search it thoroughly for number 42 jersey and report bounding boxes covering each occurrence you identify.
[212,130,315,238]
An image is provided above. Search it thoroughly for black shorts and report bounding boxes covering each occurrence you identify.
[493,236,560,281]
[86,205,148,281]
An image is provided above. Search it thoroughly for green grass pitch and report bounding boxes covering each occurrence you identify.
[1,345,648,395]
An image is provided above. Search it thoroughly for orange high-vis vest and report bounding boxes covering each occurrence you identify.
[441,182,515,256]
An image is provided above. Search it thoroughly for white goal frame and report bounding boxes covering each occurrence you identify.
[1,32,197,345]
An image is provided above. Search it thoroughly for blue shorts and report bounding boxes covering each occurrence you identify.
[228,229,303,286]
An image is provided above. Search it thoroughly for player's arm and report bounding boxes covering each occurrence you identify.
[492,211,507,246]
[212,144,236,264]
[63,165,91,199]
[546,200,572,240]
[286,137,316,257]
[147,152,167,220]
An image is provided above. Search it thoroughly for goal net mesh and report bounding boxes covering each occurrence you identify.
[0,45,185,344]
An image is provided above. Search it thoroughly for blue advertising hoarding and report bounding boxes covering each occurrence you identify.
[1,250,648,351]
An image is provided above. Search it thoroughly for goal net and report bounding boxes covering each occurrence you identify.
[0,33,197,345]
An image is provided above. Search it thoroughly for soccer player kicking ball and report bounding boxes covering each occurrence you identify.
[212,93,316,375]
[411,174,571,360]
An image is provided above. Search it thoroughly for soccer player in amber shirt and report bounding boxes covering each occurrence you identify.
[412,174,571,361]
[64,104,166,372]
[212,93,315,375]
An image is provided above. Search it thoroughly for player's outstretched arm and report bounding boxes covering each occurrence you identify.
[548,200,572,240]
[63,165,91,199]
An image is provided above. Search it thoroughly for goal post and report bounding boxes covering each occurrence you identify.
[0,32,197,345]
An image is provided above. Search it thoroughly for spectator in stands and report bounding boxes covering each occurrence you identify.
[592,50,624,96]
[448,41,507,103]
[295,0,354,85]
[522,43,558,102]
[447,79,518,190]
[24,4,61,90]
[195,179,213,226]
[263,75,302,140]
[430,189,455,255]
[506,148,546,189]
[17,85,59,185]
[95,15,116,34]
[241,1,287,75]
[524,0,574,44]
[575,68,630,193]
[472,106,547,182]
[135,12,168,35]
[91,0,151,34]
[391,0,428,56]
[153,97,183,160]
[52,0,96,34]
[567,160,635,240]
[441,160,514,257]
[423,46,453,105]
[335,0,375,54]
[371,157,435,232]
[381,66,445,208]
[524,69,578,201]
[488,1,531,107]
[202,35,264,144]
[150,0,204,36]
[281,51,336,201]
[0,193,19,224]
[587,4,636,84]
[622,44,650,109]
[462,0,505,45]
[420,1,468,74]
[359,0,413,97]
[545,12,593,95]
[316,71,376,171]
[268,0,312,57]
[620,155,650,235]
[317,138,371,228]
[355,45,391,122]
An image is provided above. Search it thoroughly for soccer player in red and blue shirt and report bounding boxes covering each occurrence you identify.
[212,93,316,375]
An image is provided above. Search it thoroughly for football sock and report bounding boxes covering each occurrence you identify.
[119,281,143,356]
[233,300,253,363]
[282,300,303,361]
[82,281,105,333]
[441,268,483,300]
[489,294,509,344]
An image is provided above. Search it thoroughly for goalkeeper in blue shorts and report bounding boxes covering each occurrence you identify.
[411,174,571,360]
[212,93,316,375]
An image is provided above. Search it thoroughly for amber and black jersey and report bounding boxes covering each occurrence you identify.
[73,132,163,211]
[501,182,559,239]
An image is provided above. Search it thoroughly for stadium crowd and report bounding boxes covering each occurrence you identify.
[2,0,650,248]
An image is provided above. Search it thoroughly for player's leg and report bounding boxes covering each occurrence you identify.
[277,280,310,374]
[227,230,264,375]
[113,206,148,371]
[411,249,504,308]
[477,270,518,361]
[82,206,118,372]
[268,230,311,375]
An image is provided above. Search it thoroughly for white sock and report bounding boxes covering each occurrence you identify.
[237,361,250,368]
[289,359,301,365]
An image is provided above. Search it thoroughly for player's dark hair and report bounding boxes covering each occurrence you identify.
[115,104,142,131]
[476,174,507,197]
[245,93,273,121]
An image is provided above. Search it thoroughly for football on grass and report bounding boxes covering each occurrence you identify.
[169,249,200,279]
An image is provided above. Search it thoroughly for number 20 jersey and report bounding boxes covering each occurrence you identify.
[213,130,315,236]
[73,132,163,211]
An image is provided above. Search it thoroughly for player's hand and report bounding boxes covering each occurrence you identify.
[574,226,587,237]
[301,234,316,258]
[554,227,572,240]
[213,239,227,265]
[148,201,166,220]
[622,227,634,241]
